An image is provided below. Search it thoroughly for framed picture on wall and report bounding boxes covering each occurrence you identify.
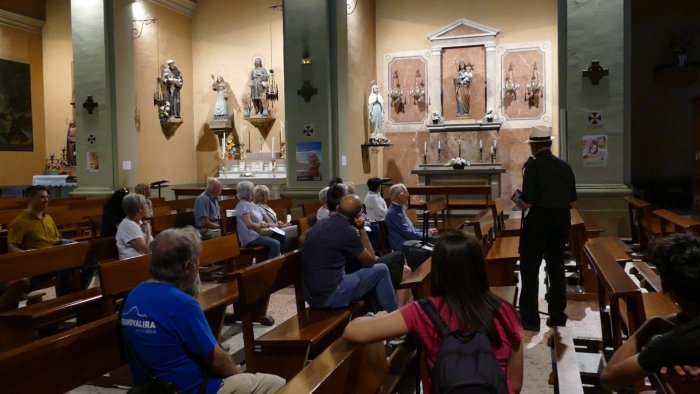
[0,59,33,151]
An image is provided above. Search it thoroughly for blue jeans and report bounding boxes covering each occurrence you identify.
[320,263,398,312]
[247,235,281,260]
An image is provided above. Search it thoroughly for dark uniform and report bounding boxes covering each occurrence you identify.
[518,149,577,326]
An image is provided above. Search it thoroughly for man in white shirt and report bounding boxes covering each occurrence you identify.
[364,177,387,222]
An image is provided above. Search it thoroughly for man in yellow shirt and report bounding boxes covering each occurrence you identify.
[0,186,61,311]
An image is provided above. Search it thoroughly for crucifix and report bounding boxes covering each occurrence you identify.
[582,60,609,85]
[82,95,99,114]
[455,136,464,158]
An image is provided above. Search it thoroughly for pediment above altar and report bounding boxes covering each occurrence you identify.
[427,18,499,42]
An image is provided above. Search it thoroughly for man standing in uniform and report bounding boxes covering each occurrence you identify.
[513,126,576,330]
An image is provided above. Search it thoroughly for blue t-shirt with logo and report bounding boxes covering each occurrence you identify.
[121,282,221,394]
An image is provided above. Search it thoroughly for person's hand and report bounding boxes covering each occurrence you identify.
[428,228,438,236]
[353,215,365,230]
[660,365,700,379]
[511,189,522,204]
[277,221,286,228]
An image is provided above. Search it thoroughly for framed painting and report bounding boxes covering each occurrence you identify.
[0,59,33,151]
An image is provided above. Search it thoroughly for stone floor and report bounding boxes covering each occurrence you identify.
[65,263,605,394]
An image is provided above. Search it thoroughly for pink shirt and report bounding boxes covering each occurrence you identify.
[400,295,522,394]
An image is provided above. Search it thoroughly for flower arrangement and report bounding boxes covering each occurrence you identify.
[369,135,391,145]
[484,109,495,122]
[446,157,469,169]
[158,101,171,122]
[431,111,441,124]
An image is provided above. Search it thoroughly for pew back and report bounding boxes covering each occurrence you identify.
[0,241,91,282]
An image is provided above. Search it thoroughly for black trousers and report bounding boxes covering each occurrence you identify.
[517,207,570,324]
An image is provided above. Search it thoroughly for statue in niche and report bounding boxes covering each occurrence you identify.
[211,75,229,120]
[368,84,384,139]
[454,61,473,116]
[249,58,269,116]
[161,59,183,119]
[65,121,76,167]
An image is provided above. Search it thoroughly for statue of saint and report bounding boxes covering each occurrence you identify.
[162,59,183,119]
[66,121,76,166]
[454,61,473,116]
[368,84,384,138]
[211,75,228,120]
[249,58,269,115]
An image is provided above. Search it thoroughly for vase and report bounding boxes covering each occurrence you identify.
[452,164,465,170]
[432,119,439,125]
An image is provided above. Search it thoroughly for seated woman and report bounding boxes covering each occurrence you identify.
[316,186,330,220]
[235,181,285,260]
[116,193,152,260]
[253,184,295,247]
[343,230,523,394]
[101,188,129,237]
[601,234,700,391]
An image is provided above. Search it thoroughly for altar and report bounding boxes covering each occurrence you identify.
[411,163,505,197]
[216,154,287,199]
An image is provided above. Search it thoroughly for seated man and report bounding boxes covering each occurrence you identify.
[3,185,85,306]
[364,177,387,251]
[194,178,222,240]
[121,227,285,393]
[601,234,700,391]
[384,183,437,269]
[302,194,399,312]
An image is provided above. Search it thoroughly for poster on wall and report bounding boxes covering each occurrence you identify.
[0,59,33,151]
[87,151,100,172]
[582,134,608,167]
[296,141,322,181]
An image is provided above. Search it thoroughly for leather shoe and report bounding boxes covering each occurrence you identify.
[546,318,567,328]
[255,315,276,326]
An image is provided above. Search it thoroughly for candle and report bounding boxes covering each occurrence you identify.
[438,140,441,149]
[490,146,495,155]
[281,123,285,143]
[479,139,483,149]
[221,133,226,159]
[272,137,275,158]
[493,139,497,148]
[424,141,427,154]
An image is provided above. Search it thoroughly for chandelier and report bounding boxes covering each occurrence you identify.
[503,64,520,100]
[525,62,544,107]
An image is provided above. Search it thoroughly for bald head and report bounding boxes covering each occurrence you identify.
[339,194,362,218]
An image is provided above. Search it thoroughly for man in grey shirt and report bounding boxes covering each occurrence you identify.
[194,179,222,240]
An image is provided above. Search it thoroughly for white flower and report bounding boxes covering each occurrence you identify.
[446,157,468,166]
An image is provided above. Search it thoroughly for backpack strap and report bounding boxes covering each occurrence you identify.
[418,298,449,339]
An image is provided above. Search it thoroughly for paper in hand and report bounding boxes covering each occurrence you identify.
[269,227,285,236]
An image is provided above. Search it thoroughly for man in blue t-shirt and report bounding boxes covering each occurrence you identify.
[301,194,399,312]
[121,227,285,394]
[194,179,222,240]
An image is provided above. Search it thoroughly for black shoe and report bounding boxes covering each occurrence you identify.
[546,318,567,328]
[518,313,541,332]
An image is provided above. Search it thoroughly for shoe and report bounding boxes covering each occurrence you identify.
[546,318,567,328]
[518,313,540,332]
[254,315,275,326]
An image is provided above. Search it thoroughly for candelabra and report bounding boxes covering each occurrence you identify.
[525,62,544,108]
[270,157,278,176]
[503,64,520,100]
[266,69,279,108]
[388,70,405,105]
[279,141,286,159]
[409,70,425,105]
[455,137,464,158]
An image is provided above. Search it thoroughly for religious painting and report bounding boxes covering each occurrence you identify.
[296,141,322,181]
[441,46,486,121]
[582,134,608,167]
[87,151,100,172]
[0,59,33,151]
[384,52,429,129]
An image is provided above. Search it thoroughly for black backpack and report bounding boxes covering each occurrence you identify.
[419,299,508,394]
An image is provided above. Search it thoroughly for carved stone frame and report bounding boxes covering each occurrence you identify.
[382,50,430,132]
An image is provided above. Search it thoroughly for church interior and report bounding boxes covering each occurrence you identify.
[0,0,699,393]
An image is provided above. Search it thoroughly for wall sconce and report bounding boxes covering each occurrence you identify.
[266,69,279,108]
[525,62,544,108]
[388,70,405,104]
[503,64,520,100]
[409,70,425,105]
[301,57,312,65]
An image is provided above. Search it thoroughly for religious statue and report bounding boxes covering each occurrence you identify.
[211,75,229,120]
[161,59,183,119]
[454,61,473,116]
[368,84,384,139]
[249,58,269,116]
[65,121,76,166]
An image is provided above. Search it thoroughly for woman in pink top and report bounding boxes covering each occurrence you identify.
[343,230,524,393]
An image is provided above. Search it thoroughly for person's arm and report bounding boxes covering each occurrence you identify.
[507,341,524,393]
[8,243,25,253]
[129,237,150,255]
[343,310,409,343]
[199,217,221,230]
[241,212,268,231]
[202,343,240,377]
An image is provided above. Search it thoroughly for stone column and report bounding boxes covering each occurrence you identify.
[560,0,632,236]
[282,0,349,195]
[71,0,136,196]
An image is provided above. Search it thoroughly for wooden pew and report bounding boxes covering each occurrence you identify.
[278,338,388,394]
[235,250,368,380]
[301,200,323,217]
[173,187,236,200]
[167,197,197,213]
[425,197,447,228]
[50,207,104,240]
[549,326,585,394]
[624,197,671,250]
[267,197,294,221]
[0,242,103,352]
[407,185,492,215]
[568,208,599,300]
[652,209,700,237]
[465,207,520,287]
[630,260,662,292]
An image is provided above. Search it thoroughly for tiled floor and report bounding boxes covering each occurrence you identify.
[67,264,603,394]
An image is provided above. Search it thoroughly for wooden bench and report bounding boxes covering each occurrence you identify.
[652,209,700,237]
[0,241,104,352]
[173,187,236,200]
[301,200,323,217]
[630,260,662,292]
[50,207,104,240]
[407,185,491,215]
[625,197,672,250]
[278,337,388,394]
[167,197,197,213]
[465,207,520,287]
[549,326,585,394]
[567,208,600,300]
[235,250,367,380]
[267,197,294,221]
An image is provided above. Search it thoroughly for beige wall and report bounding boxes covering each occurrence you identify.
[0,24,45,186]
[192,0,285,183]
[42,0,72,160]
[132,1,196,186]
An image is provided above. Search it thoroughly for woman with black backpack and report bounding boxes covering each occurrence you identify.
[343,230,524,393]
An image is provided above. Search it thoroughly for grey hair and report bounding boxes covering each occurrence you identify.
[149,227,202,283]
[253,185,270,204]
[344,182,355,194]
[318,186,329,203]
[236,181,255,200]
[122,193,147,218]
[206,178,221,193]
[389,184,407,201]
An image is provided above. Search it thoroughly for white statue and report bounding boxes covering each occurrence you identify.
[368,84,384,139]
[211,75,228,120]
